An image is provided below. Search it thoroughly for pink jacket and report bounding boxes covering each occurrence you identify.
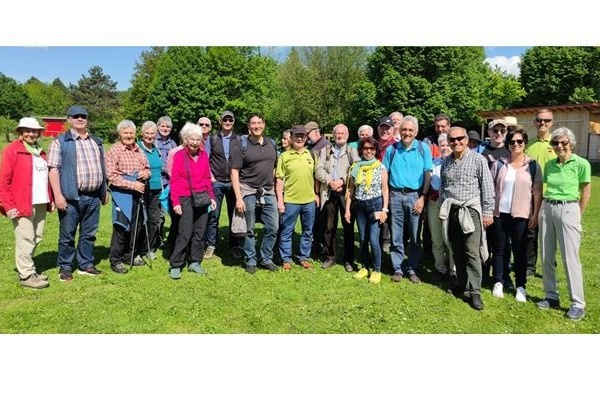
[169,148,213,207]
[490,156,542,219]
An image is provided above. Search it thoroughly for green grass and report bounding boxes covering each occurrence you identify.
[1,137,599,333]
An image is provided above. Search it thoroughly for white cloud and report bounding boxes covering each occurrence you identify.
[485,55,521,77]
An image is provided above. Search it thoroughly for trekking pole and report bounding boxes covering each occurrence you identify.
[130,197,141,268]
[139,195,153,269]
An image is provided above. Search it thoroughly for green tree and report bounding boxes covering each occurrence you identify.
[0,73,32,120]
[70,66,120,140]
[23,77,72,116]
[520,46,600,106]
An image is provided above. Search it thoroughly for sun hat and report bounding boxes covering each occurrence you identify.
[16,117,44,131]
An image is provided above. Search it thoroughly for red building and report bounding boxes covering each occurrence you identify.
[40,117,67,137]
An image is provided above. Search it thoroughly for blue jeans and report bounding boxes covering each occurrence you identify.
[243,193,279,267]
[354,196,383,272]
[389,190,423,275]
[57,194,101,271]
[279,202,316,263]
[204,180,240,248]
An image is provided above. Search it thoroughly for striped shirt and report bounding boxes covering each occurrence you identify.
[105,142,150,191]
[47,130,104,192]
[439,149,494,217]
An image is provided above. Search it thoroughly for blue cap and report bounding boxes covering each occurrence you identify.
[67,105,88,117]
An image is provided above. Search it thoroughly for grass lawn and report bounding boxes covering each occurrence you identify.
[0,136,598,334]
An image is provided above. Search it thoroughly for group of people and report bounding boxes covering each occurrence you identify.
[0,106,591,321]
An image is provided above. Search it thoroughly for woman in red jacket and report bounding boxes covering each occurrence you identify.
[0,118,53,289]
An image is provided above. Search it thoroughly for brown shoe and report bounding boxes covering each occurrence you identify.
[283,262,292,271]
[391,271,403,282]
[300,260,313,269]
[408,273,421,283]
[321,257,336,269]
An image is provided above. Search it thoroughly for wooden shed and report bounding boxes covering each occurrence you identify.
[478,103,600,161]
[40,117,68,137]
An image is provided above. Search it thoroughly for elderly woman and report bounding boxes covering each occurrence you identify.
[169,122,216,279]
[105,120,151,274]
[138,121,163,258]
[427,134,456,283]
[281,129,292,152]
[0,117,53,289]
[348,124,374,149]
[344,136,389,284]
[490,130,542,302]
[536,127,591,321]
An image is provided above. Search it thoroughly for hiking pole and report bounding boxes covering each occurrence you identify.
[130,196,142,268]
[139,195,153,269]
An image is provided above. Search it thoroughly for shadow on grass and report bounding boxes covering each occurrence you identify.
[33,245,110,274]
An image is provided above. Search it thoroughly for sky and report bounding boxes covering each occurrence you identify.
[0,46,530,91]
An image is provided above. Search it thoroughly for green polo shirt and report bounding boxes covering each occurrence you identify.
[276,147,315,204]
[526,136,557,173]
[543,154,591,200]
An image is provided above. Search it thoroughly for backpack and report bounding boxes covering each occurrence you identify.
[239,134,279,157]
[388,139,425,166]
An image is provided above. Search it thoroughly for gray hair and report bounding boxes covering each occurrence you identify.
[448,126,466,137]
[551,127,577,149]
[117,119,136,134]
[179,121,203,142]
[401,115,419,133]
[390,111,404,120]
[357,124,373,137]
[438,133,448,145]
[157,116,172,127]
[141,120,157,133]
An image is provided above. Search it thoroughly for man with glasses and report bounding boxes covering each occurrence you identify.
[198,116,213,156]
[48,105,108,281]
[154,116,176,251]
[204,111,244,260]
[525,109,557,277]
[376,116,397,253]
[439,127,494,311]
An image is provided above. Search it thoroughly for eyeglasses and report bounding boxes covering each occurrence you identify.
[492,128,506,134]
[362,146,376,151]
[71,114,87,120]
[222,118,234,123]
[509,139,524,145]
[535,118,552,124]
[551,140,569,147]
[198,123,210,127]
[448,136,465,143]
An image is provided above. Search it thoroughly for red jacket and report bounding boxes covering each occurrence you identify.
[0,139,53,217]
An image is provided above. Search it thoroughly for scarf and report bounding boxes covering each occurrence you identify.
[350,158,380,189]
[23,140,42,157]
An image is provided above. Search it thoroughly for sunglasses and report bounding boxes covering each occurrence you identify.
[448,136,465,143]
[509,139,524,145]
[492,128,506,134]
[551,140,569,147]
[198,123,210,127]
[222,118,234,123]
[535,118,552,124]
[362,146,376,151]
[71,114,87,120]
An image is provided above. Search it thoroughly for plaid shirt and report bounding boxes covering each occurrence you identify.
[105,142,149,191]
[47,130,104,192]
[439,149,494,217]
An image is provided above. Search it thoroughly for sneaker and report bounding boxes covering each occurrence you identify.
[110,263,129,274]
[300,260,312,269]
[34,272,49,281]
[344,262,354,272]
[77,266,102,276]
[246,265,257,274]
[59,270,73,282]
[203,245,215,260]
[354,268,369,280]
[188,262,206,274]
[321,257,336,269]
[147,251,157,261]
[536,298,560,310]
[515,287,527,302]
[408,273,421,284]
[20,274,49,289]
[492,282,504,298]
[263,262,279,272]
[391,271,403,282]
[132,255,145,266]
[565,307,585,321]
[369,271,382,284]
[169,267,181,280]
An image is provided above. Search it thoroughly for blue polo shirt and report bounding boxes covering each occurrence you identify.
[383,140,433,190]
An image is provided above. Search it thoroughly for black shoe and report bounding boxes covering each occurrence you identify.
[321,257,336,269]
[246,265,257,274]
[111,263,129,274]
[232,247,243,260]
[503,277,515,291]
[470,294,484,311]
[344,262,354,272]
[431,270,447,283]
[263,262,279,272]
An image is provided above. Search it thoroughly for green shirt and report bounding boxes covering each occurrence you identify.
[525,136,557,174]
[276,148,315,204]
[543,154,591,200]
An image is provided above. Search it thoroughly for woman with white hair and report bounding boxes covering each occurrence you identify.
[0,117,53,289]
[536,127,591,321]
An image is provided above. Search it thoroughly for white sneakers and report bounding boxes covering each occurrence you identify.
[492,282,504,298]
[515,287,527,302]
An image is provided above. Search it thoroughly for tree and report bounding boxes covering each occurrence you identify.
[520,46,600,106]
[0,73,31,120]
[23,77,72,116]
[70,66,120,140]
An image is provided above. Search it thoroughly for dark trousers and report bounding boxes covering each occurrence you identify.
[109,196,144,266]
[491,214,528,289]
[169,196,210,268]
[449,207,483,295]
[321,194,355,263]
[525,226,538,274]
[145,189,162,251]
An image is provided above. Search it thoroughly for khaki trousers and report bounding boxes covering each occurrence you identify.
[11,204,47,279]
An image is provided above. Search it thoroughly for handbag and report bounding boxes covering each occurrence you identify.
[184,152,211,208]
